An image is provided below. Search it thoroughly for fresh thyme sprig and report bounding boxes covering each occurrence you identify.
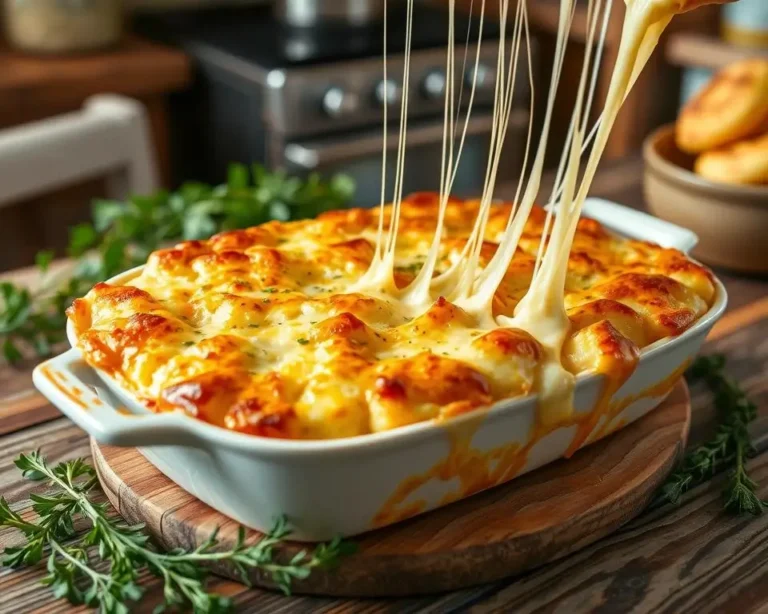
[0,164,354,364]
[0,452,353,612]
[654,354,765,515]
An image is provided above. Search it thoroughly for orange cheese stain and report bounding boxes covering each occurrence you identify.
[40,366,88,410]
[372,414,526,528]
[372,361,691,528]
[563,343,642,458]
[373,405,582,528]
[591,358,691,442]
[51,369,70,385]
[49,365,105,405]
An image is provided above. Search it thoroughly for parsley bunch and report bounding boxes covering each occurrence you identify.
[0,452,352,613]
[654,355,765,515]
[0,164,354,363]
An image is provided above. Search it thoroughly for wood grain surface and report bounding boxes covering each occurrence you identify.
[90,381,691,597]
[1,158,767,613]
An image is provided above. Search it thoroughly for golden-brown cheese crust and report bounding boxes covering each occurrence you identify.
[67,194,716,440]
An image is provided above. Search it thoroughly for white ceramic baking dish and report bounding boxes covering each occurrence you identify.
[33,198,727,542]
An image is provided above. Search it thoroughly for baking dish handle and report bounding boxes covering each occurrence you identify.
[581,197,699,253]
[33,349,202,447]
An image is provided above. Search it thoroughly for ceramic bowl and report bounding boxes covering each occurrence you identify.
[643,123,768,274]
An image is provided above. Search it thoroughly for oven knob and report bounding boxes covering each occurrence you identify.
[322,87,359,118]
[465,63,493,89]
[375,79,401,107]
[421,70,446,100]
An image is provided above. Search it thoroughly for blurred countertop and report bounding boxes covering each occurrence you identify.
[0,35,191,123]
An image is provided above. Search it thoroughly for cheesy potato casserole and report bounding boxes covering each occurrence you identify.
[67,193,716,440]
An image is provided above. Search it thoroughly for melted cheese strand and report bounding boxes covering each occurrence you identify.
[443,0,483,195]
[492,5,536,270]
[515,0,605,330]
[428,0,533,302]
[493,0,607,424]
[454,0,510,280]
[452,0,526,303]
[385,0,414,258]
[437,0,455,204]
[372,0,389,264]
[534,0,612,277]
[472,0,602,305]
[459,0,575,321]
[453,0,475,136]
[476,0,575,292]
[402,1,487,306]
[581,0,613,137]
[362,0,704,429]
[544,0,666,219]
[505,8,536,230]
[357,0,414,293]
[566,3,671,218]
[500,0,677,425]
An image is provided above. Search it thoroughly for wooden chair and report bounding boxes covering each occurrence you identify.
[0,94,158,209]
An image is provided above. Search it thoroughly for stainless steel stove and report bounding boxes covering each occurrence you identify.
[136,3,535,206]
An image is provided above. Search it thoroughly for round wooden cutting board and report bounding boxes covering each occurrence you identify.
[91,380,691,598]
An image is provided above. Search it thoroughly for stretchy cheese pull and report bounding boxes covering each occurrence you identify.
[360,0,720,424]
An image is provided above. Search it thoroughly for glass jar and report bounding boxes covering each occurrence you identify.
[3,0,123,54]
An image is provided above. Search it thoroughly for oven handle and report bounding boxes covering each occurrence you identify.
[283,110,528,170]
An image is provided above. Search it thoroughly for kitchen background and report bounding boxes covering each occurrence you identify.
[0,0,765,272]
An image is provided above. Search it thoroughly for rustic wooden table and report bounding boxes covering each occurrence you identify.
[1,157,767,613]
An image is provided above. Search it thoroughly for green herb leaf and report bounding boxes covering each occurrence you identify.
[35,250,54,273]
[2,338,22,363]
[331,174,355,201]
[653,355,766,515]
[269,201,291,222]
[183,200,225,240]
[68,223,98,257]
[0,452,352,613]
[227,163,250,191]
[92,200,126,233]
[101,239,127,279]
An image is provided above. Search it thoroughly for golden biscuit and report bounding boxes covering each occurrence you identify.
[694,131,768,185]
[676,58,768,154]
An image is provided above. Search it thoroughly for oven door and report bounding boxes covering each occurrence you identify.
[277,110,529,207]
